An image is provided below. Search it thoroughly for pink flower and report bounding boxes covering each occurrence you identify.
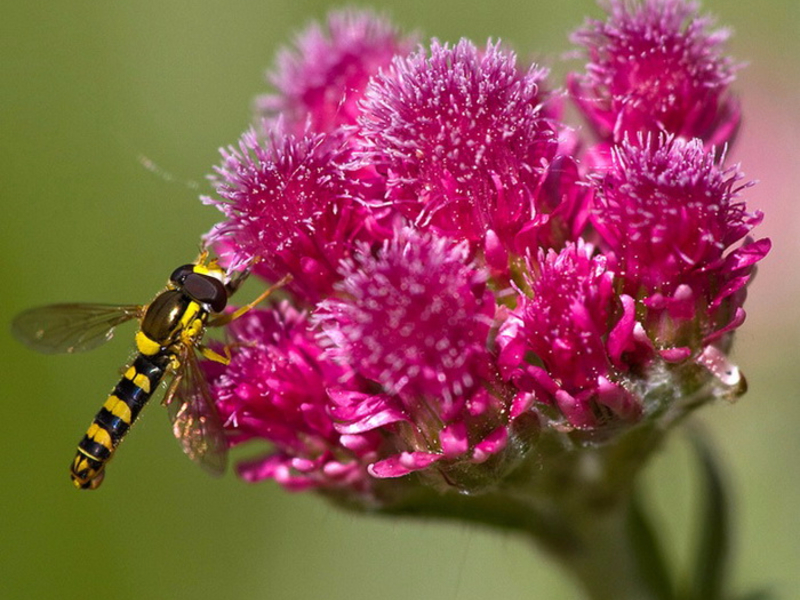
[590,135,769,345]
[316,227,494,401]
[358,39,560,255]
[569,0,740,147]
[203,125,376,301]
[257,10,414,136]
[498,241,643,429]
[199,6,770,501]
[205,303,380,494]
[315,228,516,483]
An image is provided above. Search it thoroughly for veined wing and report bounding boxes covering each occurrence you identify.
[11,303,143,354]
[163,347,228,476]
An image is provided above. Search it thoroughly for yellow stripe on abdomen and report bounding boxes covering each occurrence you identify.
[102,394,133,425]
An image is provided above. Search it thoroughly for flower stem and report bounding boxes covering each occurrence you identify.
[328,421,671,599]
[544,499,666,600]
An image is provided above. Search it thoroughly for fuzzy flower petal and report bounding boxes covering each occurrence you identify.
[315,227,495,403]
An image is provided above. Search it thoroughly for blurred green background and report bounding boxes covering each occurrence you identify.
[2,1,797,598]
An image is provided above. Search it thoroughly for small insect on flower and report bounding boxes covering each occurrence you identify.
[11,251,290,490]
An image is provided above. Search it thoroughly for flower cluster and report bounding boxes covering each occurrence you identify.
[202,2,768,502]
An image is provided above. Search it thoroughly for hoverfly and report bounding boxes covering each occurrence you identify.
[12,252,288,490]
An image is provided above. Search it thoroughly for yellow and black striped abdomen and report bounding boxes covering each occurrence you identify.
[70,352,172,489]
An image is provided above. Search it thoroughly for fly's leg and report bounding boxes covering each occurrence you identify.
[199,345,231,365]
[208,274,292,328]
[160,352,185,406]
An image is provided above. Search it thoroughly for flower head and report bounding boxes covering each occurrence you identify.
[569,0,740,147]
[257,10,414,136]
[499,241,643,429]
[591,135,769,345]
[358,39,559,251]
[205,303,380,494]
[204,126,375,301]
[315,227,518,486]
[317,227,494,401]
[199,5,769,516]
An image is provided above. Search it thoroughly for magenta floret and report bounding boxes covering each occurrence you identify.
[359,39,558,251]
[257,10,414,136]
[591,135,768,345]
[315,228,513,479]
[498,241,643,428]
[316,227,494,402]
[206,303,380,493]
[569,0,740,147]
[204,126,375,301]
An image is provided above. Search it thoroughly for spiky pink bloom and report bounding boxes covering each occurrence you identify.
[205,303,380,493]
[200,5,769,500]
[358,39,560,254]
[203,126,375,301]
[498,241,643,429]
[591,135,770,346]
[257,10,414,136]
[316,228,512,479]
[569,0,740,147]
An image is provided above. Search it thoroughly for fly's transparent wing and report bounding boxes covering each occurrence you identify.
[11,304,143,354]
[163,348,228,476]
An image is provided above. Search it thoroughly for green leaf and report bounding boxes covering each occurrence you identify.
[628,490,675,600]
[684,434,730,600]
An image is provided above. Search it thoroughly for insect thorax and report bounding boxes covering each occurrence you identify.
[137,290,209,354]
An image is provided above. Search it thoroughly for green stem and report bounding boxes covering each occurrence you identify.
[546,500,663,600]
[367,480,662,600]
[329,423,671,599]
[328,362,733,598]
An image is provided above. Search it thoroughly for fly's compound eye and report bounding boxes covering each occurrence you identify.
[170,264,196,286]
[182,273,228,313]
